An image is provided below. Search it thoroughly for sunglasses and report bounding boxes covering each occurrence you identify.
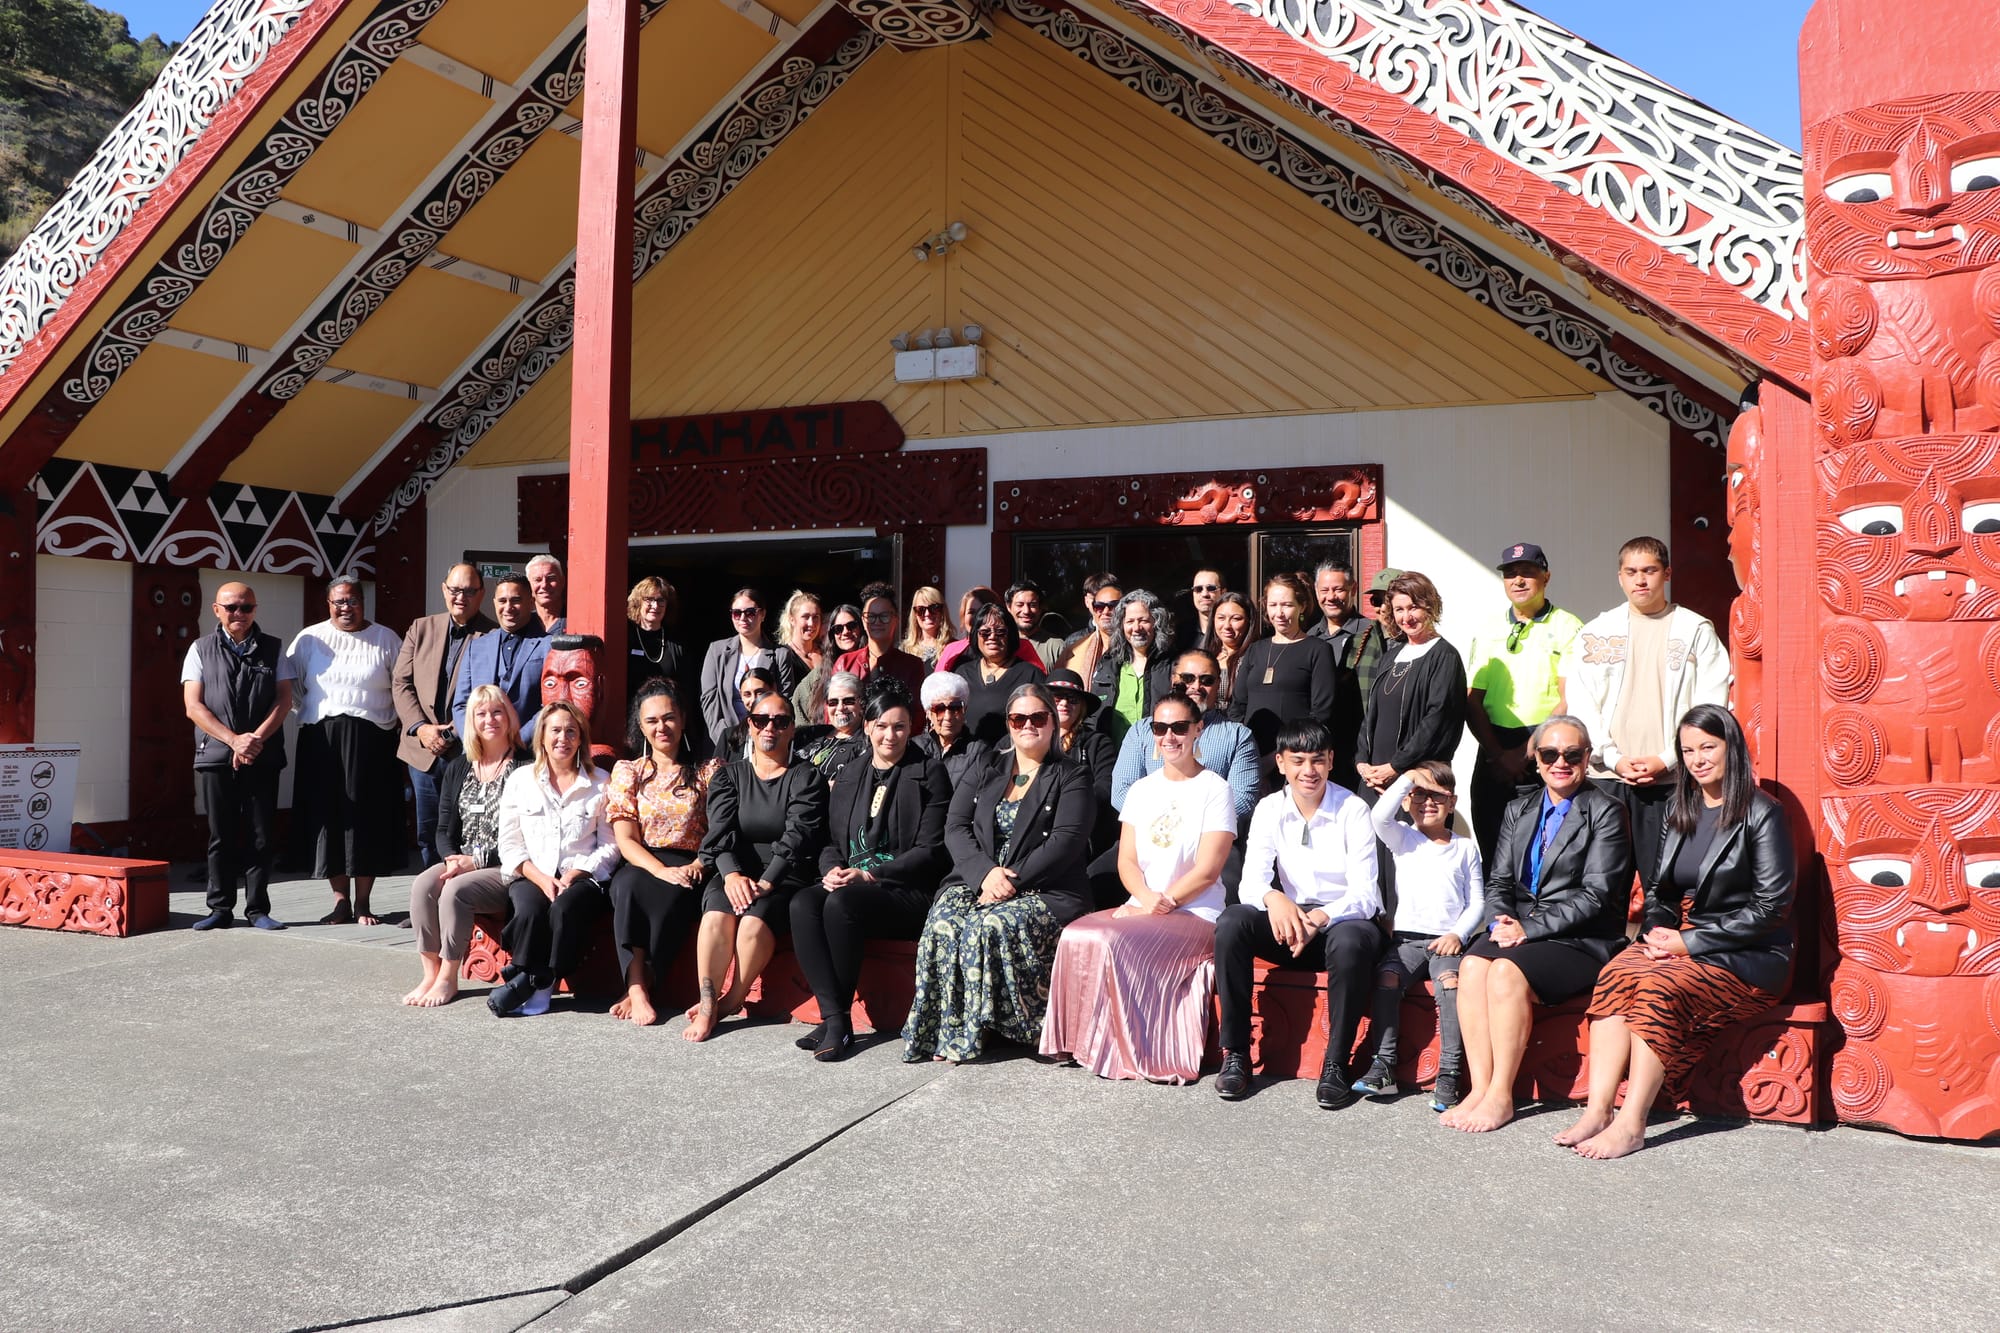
[1006,710,1052,729]
[1536,746,1587,767]
[978,625,1007,638]
[1091,599,1121,613]
[831,621,862,634]
[1506,619,1535,653]
[1191,583,1221,594]
[1366,592,1386,606]
[827,697,858,708]
[915,605,944,616]
[730,607,760,620]
[218,602,257,614]
[1409,789,1455,806]
[928,701,965,715]
[1174,672,1218,687]
[747,714,794,730]
[1149,719,1195,737]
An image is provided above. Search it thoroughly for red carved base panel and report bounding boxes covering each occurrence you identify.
[1830,966,2000,1141]
[0,852,169,936]
[461,916,624,999]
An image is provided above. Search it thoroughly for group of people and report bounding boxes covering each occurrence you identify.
[183,534,1789,1157]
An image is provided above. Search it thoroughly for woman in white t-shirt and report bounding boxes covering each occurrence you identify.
[1041,693,1236,1083]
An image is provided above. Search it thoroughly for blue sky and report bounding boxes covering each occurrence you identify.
[109,0,1817,147]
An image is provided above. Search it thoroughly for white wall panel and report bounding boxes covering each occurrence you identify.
[34,556,131,823]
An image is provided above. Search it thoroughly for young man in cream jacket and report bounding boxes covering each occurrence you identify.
[1559,537,1730,894]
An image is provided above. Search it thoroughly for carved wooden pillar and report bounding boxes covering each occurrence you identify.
[0,482,34,743]
[1793,0,2000,1139]
[370,494,427,634]
[128,564,203,859]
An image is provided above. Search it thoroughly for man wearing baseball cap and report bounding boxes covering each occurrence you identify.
[1464,543,1582,864]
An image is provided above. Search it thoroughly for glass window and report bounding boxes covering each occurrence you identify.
[1254,528,1359,632]
[1013,535,1108,639]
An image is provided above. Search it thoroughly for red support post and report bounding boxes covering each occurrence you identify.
[565,0,640,738]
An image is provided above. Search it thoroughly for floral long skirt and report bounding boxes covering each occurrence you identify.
[902,884,1062,1062]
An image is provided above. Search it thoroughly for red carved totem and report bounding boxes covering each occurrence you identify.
[1796,0,2000,1138]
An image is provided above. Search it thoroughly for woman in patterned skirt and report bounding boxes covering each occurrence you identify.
[1040,692,1236,1083]
[902,682,1095,1062]
[1558,704,1795,1159]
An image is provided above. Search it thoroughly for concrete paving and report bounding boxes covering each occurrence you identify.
[3,870,1997,1332]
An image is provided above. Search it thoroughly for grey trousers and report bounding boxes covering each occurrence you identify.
[409,864,511,959]
[1371,933,1464,1076]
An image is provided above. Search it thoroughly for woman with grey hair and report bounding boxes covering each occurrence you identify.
[914,670,987,787]
[794,669,866,779]
[1089,588,1175,743]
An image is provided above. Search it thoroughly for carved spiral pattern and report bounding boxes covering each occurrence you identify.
[1820,619,1885,702]
[1830,1045,1892,1119]
[1983,625,2000,702]
[1730,592,1762,659]
[1979,342,2000,417]
[1978,266,2000,337]
[1810,275,1879,359]
[1822,706,1886,787]
[1812,359,1882,448]
[1831,966,1888,1040]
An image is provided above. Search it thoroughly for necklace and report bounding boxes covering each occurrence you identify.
[1010,759,1041,789]
[1381,657,1416,696]
[636,625,666,666]
[1262,638,1295,686]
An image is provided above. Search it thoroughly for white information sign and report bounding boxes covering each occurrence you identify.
[0,743,79,853]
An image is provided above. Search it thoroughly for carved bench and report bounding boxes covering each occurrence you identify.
[0,851,170,936]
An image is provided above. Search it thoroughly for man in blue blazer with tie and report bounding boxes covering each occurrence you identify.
[452,574,549,744]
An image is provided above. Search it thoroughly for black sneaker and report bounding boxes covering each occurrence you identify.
[487,972,539,1017]
[1430,1070,1464,1113]
[1316,1067,1361,1110]
[1352,1058,1397,1099]
[191,910,232,931]
[1215,1050,1252,1100]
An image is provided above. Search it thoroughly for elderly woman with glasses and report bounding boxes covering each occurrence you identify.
[793,669,867,779]
[699,587,804,756]
[951,602,1046,745]
[1090,588,1176,743]
[935,586,1046,672]
[1444,714,1633,1134]
[903,682,1096,1062]
[903,585,957,668]
[625,577,690,713]
[914,670,988,787]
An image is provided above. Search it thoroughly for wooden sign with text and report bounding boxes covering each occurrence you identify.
[631,401,903,464]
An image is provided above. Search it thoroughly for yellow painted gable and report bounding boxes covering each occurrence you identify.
[54,345,254,472]
[464,22,1604,467]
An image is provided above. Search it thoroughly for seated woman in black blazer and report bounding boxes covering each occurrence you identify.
[789,682,951,1061]
[1559,704,1794,1159]
[902,681,1096,1062]
[1444,714,1633,1134]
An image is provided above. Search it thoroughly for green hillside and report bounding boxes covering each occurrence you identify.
[0,0,174,260]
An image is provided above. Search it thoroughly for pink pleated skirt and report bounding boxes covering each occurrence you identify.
[1039,908,1216,1084]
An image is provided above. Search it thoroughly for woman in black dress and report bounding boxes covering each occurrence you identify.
[684,691,828,1041]
[952,601,1045,745]
[789,682,951,1060]
[624,577,690,714]
[1354,570,1467,801]
[1228,572,1336,790]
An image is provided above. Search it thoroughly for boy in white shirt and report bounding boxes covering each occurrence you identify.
[1351,763,1485,1111]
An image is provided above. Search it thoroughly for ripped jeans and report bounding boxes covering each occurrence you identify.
[1371,932,1464,1077]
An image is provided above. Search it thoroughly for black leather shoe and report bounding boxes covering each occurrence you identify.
[1316,1068,1361,1110]
[487,972,538,1017]
[813,1016,854,1062]
[1215,1050,1252,1100]
[794,1022,827,1052]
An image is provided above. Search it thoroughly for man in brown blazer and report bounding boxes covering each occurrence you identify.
[393,563,495,869]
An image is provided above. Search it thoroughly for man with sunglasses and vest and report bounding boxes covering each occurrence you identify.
[184,583,295,931]
[1464,543,1582,865]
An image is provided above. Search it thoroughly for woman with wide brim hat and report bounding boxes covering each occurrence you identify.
[1047,668,1117,859]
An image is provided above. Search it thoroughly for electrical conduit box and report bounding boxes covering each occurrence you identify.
[894,349,935,382]
[935,344,983,379]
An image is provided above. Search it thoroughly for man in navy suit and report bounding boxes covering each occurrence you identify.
[452,574,549,743]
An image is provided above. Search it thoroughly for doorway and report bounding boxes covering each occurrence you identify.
[628,534,899,648]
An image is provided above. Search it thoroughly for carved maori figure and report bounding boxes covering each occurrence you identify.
[1725,404,1765,766]
[541,633,617,768]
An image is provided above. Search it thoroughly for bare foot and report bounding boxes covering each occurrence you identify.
[1439,1093,1480,1129]
[626,990,658,1026]
[611,996,633,1021]
[684,1004,719,1042]
[1451,1094,1515,1133]
[401,960,442,1006]
[356,911,380,927]
[1555,1109,1613,1147]
[416,973,458,1007]
[1573,1122,1646,1160]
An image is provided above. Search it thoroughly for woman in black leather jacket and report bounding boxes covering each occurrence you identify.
[1557,704,1794,1159]
[1444,714,1633,1134]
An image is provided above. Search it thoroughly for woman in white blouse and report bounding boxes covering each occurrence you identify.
[487,702,621,1017]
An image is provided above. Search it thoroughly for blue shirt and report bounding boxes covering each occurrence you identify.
[1109,709,1260,823]
[1525,791,1574,897]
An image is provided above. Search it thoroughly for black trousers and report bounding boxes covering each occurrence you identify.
[197,763,279,916]
[607,850,702,980]
[1592,777,1670,893]
[1214,903,1383,1075]
[502,874,608,986]
[789,881,933,1019]
[1470,725,1538,869]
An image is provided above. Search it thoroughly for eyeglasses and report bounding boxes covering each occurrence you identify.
[1191,583,1221,594]
[1536,746,1588,767]
[928,701,965,715]
[747,714,793,730]
[640,595,665,605]
[1149,719,1195,737]
[977,625,1007,638]
[1175,672,1219,687]
[827,696,858,708]
[443,586,480,597]
[730,607,760,620]
[864,612,893,625]
[831,621,862,635]
[1091,599,1121,613]
[218,602,256,614]
[329,598,360,609]
[1006,710,1052,729]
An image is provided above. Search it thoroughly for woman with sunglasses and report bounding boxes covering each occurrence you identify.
[791,682,952,1060]
[717,667,781,760]
[1041,693,1235,1082]
[793,669,867,779]
[699,587,804,756]
[1559,704,1793,1160]
[903,682,1095,1062]
[1445,715,1633,1133]
[902,585,957,669]
[685,691,829,1041]
[795,601,861,721]
[1354,571,1467,800]
[1209,591,1256,709]
[603,678,719,1027]
[951,603,1046,745]
[914,670,988,787]
[1048,668,1118,859]
[1089,589,1175,744]
[1229,572,1336,791]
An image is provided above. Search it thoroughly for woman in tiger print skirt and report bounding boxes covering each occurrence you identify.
[1559,704,1795,1160]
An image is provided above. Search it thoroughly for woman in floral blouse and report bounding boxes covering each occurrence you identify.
[605,678,720,1026]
